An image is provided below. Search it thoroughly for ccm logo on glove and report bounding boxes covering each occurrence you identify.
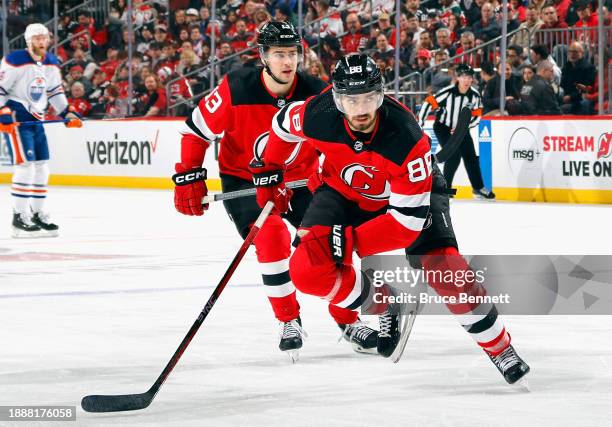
[172,168,207,185]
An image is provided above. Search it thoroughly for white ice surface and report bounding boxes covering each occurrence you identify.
[1,186,611,427]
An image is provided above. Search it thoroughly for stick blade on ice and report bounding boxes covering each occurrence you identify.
[81,391,153,413]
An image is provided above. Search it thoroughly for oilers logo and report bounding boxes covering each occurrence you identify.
[252,131,301,165]
[28,76,46,103]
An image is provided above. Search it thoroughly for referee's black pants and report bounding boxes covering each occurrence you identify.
[433,122,485,191]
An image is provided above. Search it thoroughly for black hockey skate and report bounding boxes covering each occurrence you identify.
[32,212,59,237]
[377,310,400,358]
[473,188,496,200]
[279,317,306,363]
[12,213,41,238]
[338,319,378,354]
[487,345,530,385]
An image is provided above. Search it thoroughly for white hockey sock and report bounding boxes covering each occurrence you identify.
[11,162,36,214]
[30,161,49,213]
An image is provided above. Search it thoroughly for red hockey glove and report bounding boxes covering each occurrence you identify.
[249,160,292,213]
[172,163,208,216]
[297,225,354,266]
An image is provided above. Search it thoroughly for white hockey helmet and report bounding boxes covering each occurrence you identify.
[24,23,50,47]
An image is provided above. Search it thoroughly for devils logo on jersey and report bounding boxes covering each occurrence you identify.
[340,163,390,200]
[28,76,46,102]
[253,131,302,165]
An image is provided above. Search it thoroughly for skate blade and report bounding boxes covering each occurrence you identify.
[390,307,419,363]
[12,228,44,239]
[39,229,59,238]
[351,343,378,355]
[285,349,300,363]
[512,377,530,392]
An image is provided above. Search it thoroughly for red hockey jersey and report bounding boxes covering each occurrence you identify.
[180,67,328,181]
[264,88,433,256]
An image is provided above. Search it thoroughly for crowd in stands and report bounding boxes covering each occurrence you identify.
[5,0,611,117]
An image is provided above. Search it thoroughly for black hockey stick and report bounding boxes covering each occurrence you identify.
[81,201,275,413]
[201,179,308,204]
[433,106,472,164]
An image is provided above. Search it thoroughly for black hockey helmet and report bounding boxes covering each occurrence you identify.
[257,20,302,51]
[455,63,475,77]
[332,54,384,95]
[332,54,384,115]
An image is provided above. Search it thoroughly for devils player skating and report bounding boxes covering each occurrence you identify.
[253,54,530,383]
[0,23,82,238]
[173,22,378,361]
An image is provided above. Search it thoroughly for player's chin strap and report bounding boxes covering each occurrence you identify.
[263,60,290,85]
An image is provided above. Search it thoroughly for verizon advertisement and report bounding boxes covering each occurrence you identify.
[0,119,220,184]
[490,119,612,192]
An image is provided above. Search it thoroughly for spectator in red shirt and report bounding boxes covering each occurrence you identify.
[342,12,368,54]
[228,19,255,52]
[68,82,92,118]
[553,0,572,25]
[574,1,598,44]
[159,42,180,72]
[536,4,569,46]
[139,74,167,117]
[157,66,193,116]
[454,31,481,67]
[103,85,128,118]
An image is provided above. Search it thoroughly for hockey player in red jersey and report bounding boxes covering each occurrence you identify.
[172,22,379,361]
[253,54,530,383]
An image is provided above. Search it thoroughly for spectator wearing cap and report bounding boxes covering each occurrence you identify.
[377,12,395,42]
[158,66,193,116]
[560,41,596,114]
[342,12,368,54]
[510,5,542,49]
[509,60,562,115]
[185,8,200,25]
[137,24,155,54]
[415,48,432,73]
[68,82,92,118]
[435,27,456,56]
[471,2,501,42]
[314,0,344,39]
[71,48,97,80]
[68,64,93,93]
[154,25,170,43]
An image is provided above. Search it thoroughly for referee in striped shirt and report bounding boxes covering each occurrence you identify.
[418,64,495,200]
